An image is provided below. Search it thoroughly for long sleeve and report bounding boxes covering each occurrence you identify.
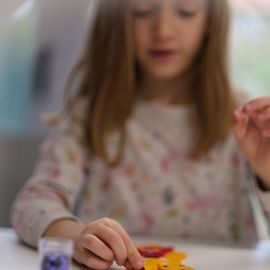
[243,165,270,241]
[257,187,270,224]
[255,176,270,222]
[11,122,87,248]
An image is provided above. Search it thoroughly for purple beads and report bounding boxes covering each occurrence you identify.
[39,238,73,270]
[41,254,69,270]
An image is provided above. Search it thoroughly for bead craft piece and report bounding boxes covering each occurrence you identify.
[137,245,194,270]
[138,244,174,257]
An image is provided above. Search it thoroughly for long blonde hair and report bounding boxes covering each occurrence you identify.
[64,0,236,165]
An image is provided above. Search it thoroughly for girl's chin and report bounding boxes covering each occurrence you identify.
[147,70,186,81]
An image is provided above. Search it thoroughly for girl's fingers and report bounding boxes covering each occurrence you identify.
[262,128,270,138]
[257,106,270,124]
[78,248,113,270]
[244,105,270,131]
[124,260,133,269]
[78,218,144,269]
[105,219,143,269]
[234,108,244,122]
[80,233,115,263]
[233,108,248,140]
[245,96,270,113]
[90,224,128,266]
[235,102,270,130]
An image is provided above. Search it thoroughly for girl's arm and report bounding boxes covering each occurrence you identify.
[43,218,85,241]
[11,122,87,248]
[11,123,144,270]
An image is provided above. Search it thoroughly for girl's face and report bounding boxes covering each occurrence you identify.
[132,0,208,81]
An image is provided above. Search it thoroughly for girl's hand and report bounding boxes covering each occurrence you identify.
[233,96,270,188]
[73,217,144,270]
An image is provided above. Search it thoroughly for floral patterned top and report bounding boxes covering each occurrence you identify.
[11,100,270,248]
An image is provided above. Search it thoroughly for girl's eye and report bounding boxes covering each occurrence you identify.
[132,9,153,18]
[177,10,196,18]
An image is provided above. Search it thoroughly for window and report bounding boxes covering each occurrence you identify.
[230,0,270,97]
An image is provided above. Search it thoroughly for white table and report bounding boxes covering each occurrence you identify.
[1,228,270,270]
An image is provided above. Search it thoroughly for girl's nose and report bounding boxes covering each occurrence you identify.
[152,11,175,42]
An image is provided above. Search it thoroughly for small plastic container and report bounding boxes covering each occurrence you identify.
[39,238,73,270]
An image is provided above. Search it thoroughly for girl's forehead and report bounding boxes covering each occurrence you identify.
[131,0,206,7]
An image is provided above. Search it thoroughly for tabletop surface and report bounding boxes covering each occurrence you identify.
[1,228,270,270]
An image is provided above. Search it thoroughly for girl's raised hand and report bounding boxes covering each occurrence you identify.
[73,217,144,270]
[233,96,270,188]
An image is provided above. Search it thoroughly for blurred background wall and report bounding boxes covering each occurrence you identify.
[0,0,92,227]
[230,0,270,96]
[0,0,269,227]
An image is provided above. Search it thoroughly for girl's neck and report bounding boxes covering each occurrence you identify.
[138,74,193,106]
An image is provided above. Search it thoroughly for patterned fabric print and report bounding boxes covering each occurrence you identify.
[12,100,270,248]
[11,123,86,246]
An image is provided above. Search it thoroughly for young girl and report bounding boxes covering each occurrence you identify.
[11,0,270,269]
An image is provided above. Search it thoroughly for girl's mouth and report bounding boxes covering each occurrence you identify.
[149,49,176,61]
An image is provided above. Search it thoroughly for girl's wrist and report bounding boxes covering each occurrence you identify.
[43,218,85,242]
